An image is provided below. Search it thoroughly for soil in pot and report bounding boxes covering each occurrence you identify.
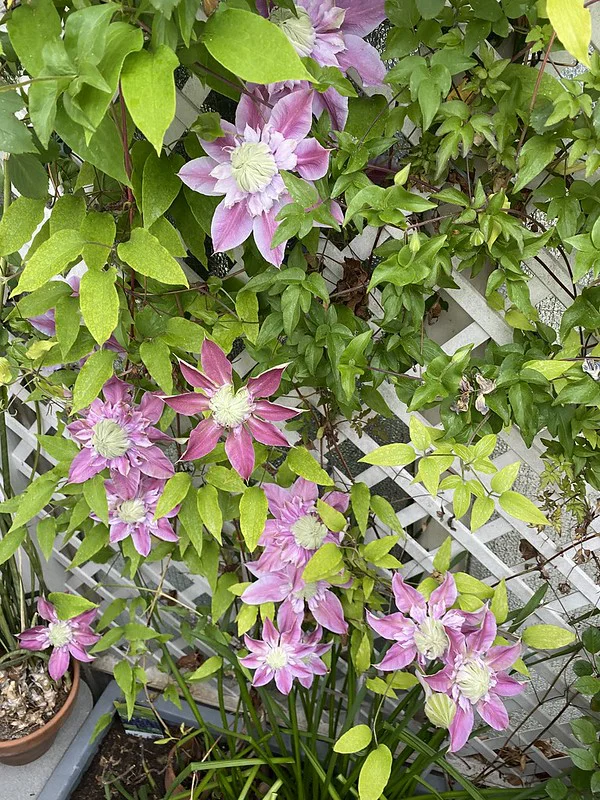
[70,719,176,800]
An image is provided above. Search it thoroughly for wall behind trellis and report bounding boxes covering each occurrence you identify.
[4,59,600,788]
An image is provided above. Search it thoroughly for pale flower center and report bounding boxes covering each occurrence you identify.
[209,385,252,428]
[265,645,289,669]
[230,142,278,193]
[270,7,316,58]
[292,514,328,550]
[455,659,492,703]
[91,419,131,459]
[118,498,147,524]
[296,582,319,601]
[413,618,449,660]
[48,620,73,648]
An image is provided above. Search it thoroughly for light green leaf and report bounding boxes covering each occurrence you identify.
[83,475,109,526]
[140,339,173,393]
[363,535,400,565]
[197,484,223,543]
[0,197,46,257]
[547,0,591,67]
[203,9,313,84]
[72,349,115,414]
[453,483,471,519]
[121,45,179,155]
[351,482,370,535]
[334,725,372,754]
[358,744,392,800]
[409,416,432,451]
[240,486,268,552]
[8,472,59,533]
[287,447,334,485]
[69,524,109,568]
[7,0,62,76]
[514,136,557,193]
[433,536,452,572]
[470,495,495,532]
[205,466,246,494]
[490,462,520,494]
[117,228,189,286]
[316,498,346,532]
[37,517,57,561]
[491,579,509,624]
[0,528,26,566]
[81,211,116,271]
[14,229,84,294]
[302,542,343,582]
[155,473,190,519]
[499,490,548,526]
[454,572,494,599]
[80,268,119,345]
[370,495,404,536]
[359,443,416,467]
[55,295,81,358]
[188,656,223,681]
[522,624,576,650]
[523,359,573,380]
[48,591,97,620]
[211,573,238,620]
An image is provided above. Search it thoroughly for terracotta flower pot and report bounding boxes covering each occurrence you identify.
[0,660,80,766]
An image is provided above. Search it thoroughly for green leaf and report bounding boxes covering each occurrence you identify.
[363,535,400,565]
[416,0,446,17]
[0,197,46,257]
[547,0,591,67]
[409,416,432,451]
[142,152,182,228]
[80,268,119,346]
[197,484,223,543]
[370,495,404,536]
[316,498,346,532]
[433,536,452,572]
[454,572,494,599]
[334,725,372,754]
[302,542,343,582]
[113,660,135,718]
[418,80,440,131]
[8,472,59,533]
[287,447,334,485]
[514,136,557,193]
[140,339,173,393]
[0,91,36,154]
[522,624,576,649]
[37,517,57,561]
[498,491,548,526]
[117,228,189,286]
[453,483,471,519]
[81,211,116,271]
[50,196,86,235]
[471,495,495,532]
[69,524,110,568]
[14,229,84,294]
[48,591,97,620]
[55,295,81,358]
[211,573,238,620]
[0,528,26,566]
[240,486,268,552]
[121,45,179,155]
[83,475,109,526]
[491,579,509,624]
[203,9,313,84]
[523,359,573,380]
[567,746,595,771]
[72,349,115,414]
[179,489,203,558]
[574,676,600,695]
[205,466,246,494]
[155,473,190,519]
[7,0,62,75]
[358,744,392,800]
[490,462,520,494]
[188,656,223,681]
[351,482,370,536]
[359,443,416,467]
[570,717,598,745]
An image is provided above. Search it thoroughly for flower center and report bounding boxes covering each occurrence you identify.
[265,645,289,669]
[270,7,316,58]
[118,498,147,524]
[48,621,73,648]
[296,582,319,601]
[292,514,329,550]
[91,419,131,459]
[209,385,253,428]
[230,142,278,193]
[455,658,492,703]
[413,618,449,660]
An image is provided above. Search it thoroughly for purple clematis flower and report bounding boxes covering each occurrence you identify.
[250,478,348,572]
[17,597,100,681]
[242,563,348,635]
[239,612,328,694]
[163,339,301,480]
[179,88,330,266]
[367,573,467,670]
[103,471,179,557]
[420,609,525,752]
[256,0,386,130]
[67,377,174,484]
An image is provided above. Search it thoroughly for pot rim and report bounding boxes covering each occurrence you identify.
[0,658,80,750]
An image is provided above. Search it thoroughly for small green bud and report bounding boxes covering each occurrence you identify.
[425,693,457,729]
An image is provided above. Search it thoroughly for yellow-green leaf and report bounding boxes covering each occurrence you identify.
[358,745,392,800]
[522,624,576,650]
[499,491,548,526]
[547,0,591,67]
[240,486,268,552]
[359,443,416,467]
[334,725,372,754]
[80,267,119,345]
[287,446,334,485]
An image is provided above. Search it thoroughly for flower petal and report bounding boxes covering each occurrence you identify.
[274,667,294,694]
[201,339,233,386]
[468,608,497,654]
[48,646,71,681]
[137,448,175,479]
[375,642,417,671]
[392,573,427,615]
[247,416,290,448]
[68,641,94,662]
[429,572,458,617]
[236,91,270,131]
[163,392,211,415]
[155,518,180,543]
[178,157,220,196]
[102,377,129,404]
[337,0,386,36]
[243,574,291,605]
[37,597,58,623]
[448,702,474,752]
[131,527,152,557]
[246,364,288,399]
[253,209,286,267]
[269,88,313,140]
[312,87,348,132]
[254,399,301,421]
[311,591,348,634]
[179,359,219,394]
[367,610,411,641]
[225,426,255,480]
[338,35,386,86]
[294,138,330,181]
[182,418,223,461]
[493,674,525,697]
[478,694,509,731]
[69,448,101,484]
[211,198,254,254]
[198,121,237,160]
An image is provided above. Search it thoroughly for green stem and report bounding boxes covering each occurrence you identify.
[160,643,210,743]
[288,690,304,800]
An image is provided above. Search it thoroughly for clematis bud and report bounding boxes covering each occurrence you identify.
[425,693,457,729]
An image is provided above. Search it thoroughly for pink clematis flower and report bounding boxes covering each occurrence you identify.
[242,563,348,634]
[256,0,386,130]
[367,573,467,670]
[102,472,179,557]
[420,609,525,752]
[17,597,100,681]
[239,613,328,694]
[163,339,300,480]
[179,88,330,266]
[67,378,174,484]
[250,478,348,571]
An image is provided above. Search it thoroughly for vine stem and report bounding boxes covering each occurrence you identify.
[515,32,556,159]
[0,156,13,504]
